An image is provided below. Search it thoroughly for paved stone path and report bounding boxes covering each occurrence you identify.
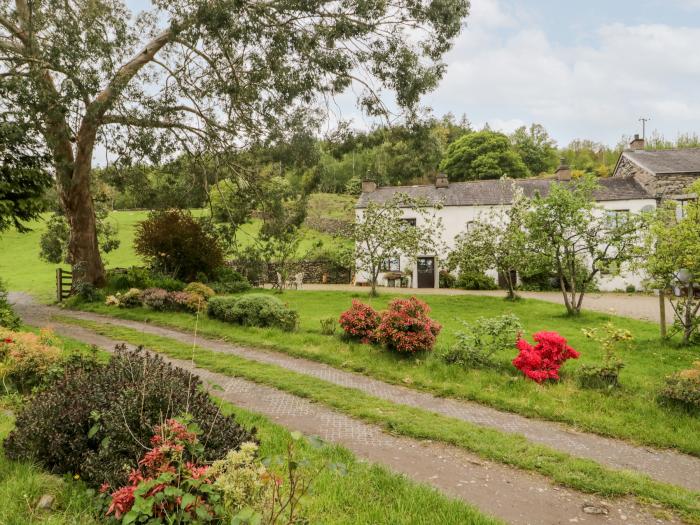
[12,295,700,493]
[296,284,672,325]
[16,301,682,525]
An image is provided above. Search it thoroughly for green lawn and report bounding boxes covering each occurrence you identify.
[0,331,498,525]
[0,206,350,300]
[56,315,700,523]
[73,290,700,457]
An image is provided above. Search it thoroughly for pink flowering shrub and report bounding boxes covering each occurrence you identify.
[375,297,442,354]
[339,300,381,343]
[103,418,224,522]
[512,331,580,383]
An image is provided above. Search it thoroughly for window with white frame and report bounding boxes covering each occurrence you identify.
[381,256,401,272]
[605,209,629,227]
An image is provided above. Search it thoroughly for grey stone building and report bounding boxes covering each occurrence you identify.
[612,134,700,200]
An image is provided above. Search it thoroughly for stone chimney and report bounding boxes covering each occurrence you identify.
[555,159,572,181]
[435,173,449,188]
[361,179,377,193]
[629,134,645,150]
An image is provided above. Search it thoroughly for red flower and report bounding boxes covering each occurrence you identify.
[374,297,442,353]
[339,300,381,343]
[107,485,135,519]
[513,331,579,383]
[99,482,111,494]
[3,338,12,344]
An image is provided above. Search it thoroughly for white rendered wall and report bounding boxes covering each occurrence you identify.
[354,197,657,292]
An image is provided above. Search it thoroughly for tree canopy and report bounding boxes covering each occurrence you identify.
[0,121,51,233]
[0,0,469,284]
[439,130,530,181]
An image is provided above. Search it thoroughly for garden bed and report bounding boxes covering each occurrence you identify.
[72,290,700,456]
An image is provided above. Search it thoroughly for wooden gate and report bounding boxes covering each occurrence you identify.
[56,268,73,302]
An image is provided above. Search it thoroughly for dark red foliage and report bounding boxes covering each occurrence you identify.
[375,296,442,354]
[512,331,580,383]
[338,300,381,343]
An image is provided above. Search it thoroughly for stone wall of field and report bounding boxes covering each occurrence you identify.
[229,259,352,284]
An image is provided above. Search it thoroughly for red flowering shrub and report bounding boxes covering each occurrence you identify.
[338,300,381,343]
[103,418,225,522]
[375,297,442,353]
[512,331,580,383]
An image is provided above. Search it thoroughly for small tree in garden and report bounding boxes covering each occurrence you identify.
[448,188,532,300]
[353,194,444,296]
[134,209,224,282]
[526,176,645,315]
[579,323,632,388]
[643,183,700,345]
[375,297,442,353]
[513,331,580,383]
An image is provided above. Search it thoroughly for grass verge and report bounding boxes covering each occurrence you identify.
[1,329,498,525]
[70,291,700,457]
[56,315,700,524]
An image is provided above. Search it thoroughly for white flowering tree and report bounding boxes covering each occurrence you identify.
[353,194,443,296]
[448,189,533,300]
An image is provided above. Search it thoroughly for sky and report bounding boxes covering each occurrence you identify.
[125,0,700,148]
[412,0,700,147]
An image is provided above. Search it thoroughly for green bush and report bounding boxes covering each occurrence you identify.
[441,314,522,369]
[0,278,20,330]
[659,363,700,411]
[4,346,256,487]
[455,271,497,291]
[320,317,337,335]
[210,267,251,294]
[134,209,225,281]
[439,270,457,289]
[74,281,103,303]
[118,288,143,308]
[150,274,186,292]
[208,294,298,331]
[183,282,215,300]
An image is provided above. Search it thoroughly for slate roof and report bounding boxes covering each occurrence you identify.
[356,177,652,208]
[622,148,700,174]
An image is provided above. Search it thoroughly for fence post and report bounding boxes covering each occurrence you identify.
[659,289,667,339]
[56,268,61,303]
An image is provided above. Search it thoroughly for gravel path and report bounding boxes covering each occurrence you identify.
[15,299,682,525]
[11,294,700,493]
[295,284,672,325]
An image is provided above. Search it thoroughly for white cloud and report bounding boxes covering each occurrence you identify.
[423,0,700,146]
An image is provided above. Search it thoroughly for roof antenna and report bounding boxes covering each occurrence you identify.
[638,117,651,141]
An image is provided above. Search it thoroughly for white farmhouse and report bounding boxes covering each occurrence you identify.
[354,135,700,292]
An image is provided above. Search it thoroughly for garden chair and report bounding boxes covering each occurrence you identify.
[293,272,304,290]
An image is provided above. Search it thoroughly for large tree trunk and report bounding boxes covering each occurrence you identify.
[59,174,106,287]
[56,123,106,287]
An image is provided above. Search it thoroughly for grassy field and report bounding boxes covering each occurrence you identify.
[0,196,352,300]
[0,331,498,525]
[73,290,700,456]
[57,315,700,523]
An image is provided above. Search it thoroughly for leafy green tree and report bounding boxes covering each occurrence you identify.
[0,0,467,286]
[643,183,700,344]
[439,130,529,181]
[353,194,443,296]
[448,188,533,300]
[0,121,50,233]
[526,176,645,315]
[510,124,558,176]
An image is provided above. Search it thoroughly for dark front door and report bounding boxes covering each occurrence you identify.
[417,257,435,288]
